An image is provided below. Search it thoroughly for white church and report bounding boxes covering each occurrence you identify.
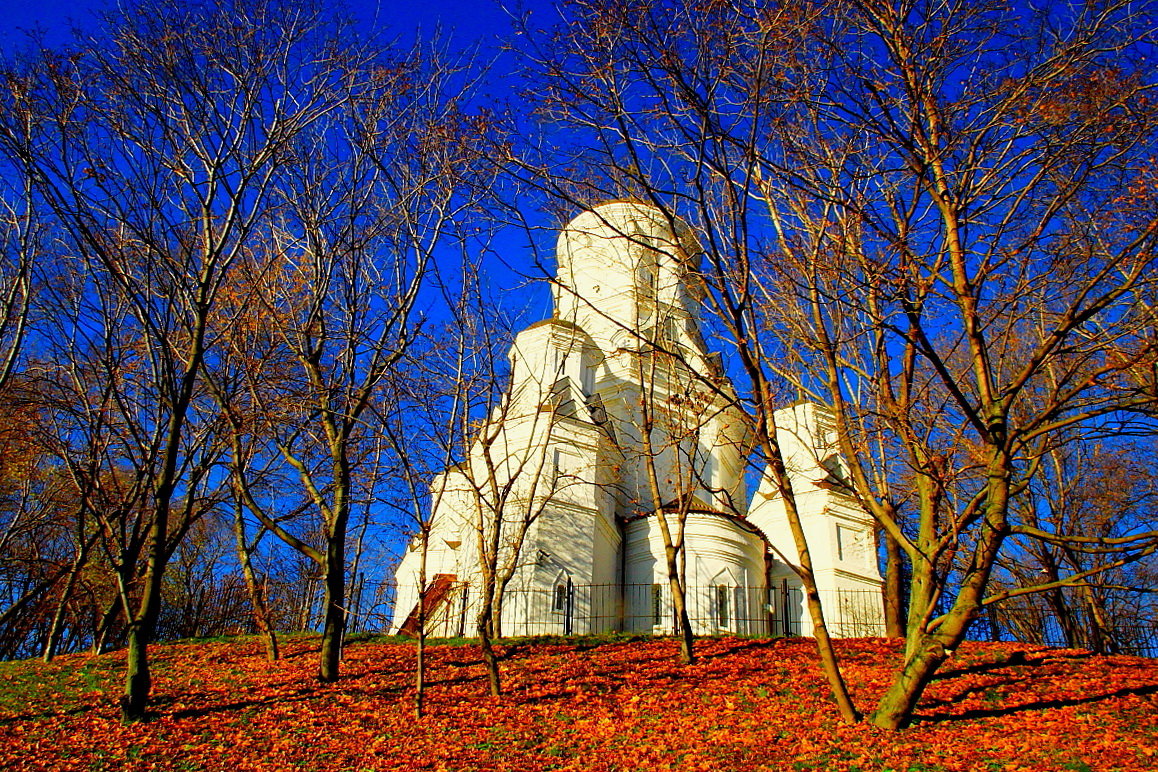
[390,202,884,639]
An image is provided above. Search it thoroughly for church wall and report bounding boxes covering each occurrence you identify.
[523,498,620,636]
[389,471,477,636]
[389,203,884,642]
[624,513,768,636]
[747,403,886,637]
[751,490,885,637]
[590,367,747,520]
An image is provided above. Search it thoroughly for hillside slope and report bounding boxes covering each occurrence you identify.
[2,636,1155,771]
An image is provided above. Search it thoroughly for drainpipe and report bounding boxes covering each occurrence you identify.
[617,514,628,633]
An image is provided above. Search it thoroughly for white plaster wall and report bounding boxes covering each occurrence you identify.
[747,403,885,637]
[624,513,767,636]
[390,203,883,642]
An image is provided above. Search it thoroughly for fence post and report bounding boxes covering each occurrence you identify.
[457,584,469,638]
[781,579,792,637]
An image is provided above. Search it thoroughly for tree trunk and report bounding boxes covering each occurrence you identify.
[869,568,988,728]
[317,527,347,683]
[869,634,951,730]
[492,583,506,640]
[120,477,176,722]
[1080,583,1117,655]
[801,577,860,723]
[477,602,501,697]
[43,540,94,662]
[771,447,860,723]
[1038,555,1079,647]
[260,590,280,662]
[666,555,695,664]
[1047,587,1080,648]
[874,470,1009,729]
[120,552,165,721]
[1065,545,1117,655]
[234,516,280,661]
[882,528,905,637]
[905,556,938,658]
[121,622,152,721]
[415,625,426,717]
[414,534,429,718]
[91,593,124,654]
[42,573,77,663]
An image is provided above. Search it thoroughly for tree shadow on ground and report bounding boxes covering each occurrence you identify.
[691,638,787,661]
[0,702,101,726]
[164,686,323,721]
[915,683,1158,724]
[932,648,1091,681]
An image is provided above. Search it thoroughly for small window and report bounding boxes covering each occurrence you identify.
[651,584,663,626]
[716,585,730,628]
[836,524,845,561]
[580,358,595,395]
[822,453,851,488]
[639,264,659,298]
[554,583,568,612]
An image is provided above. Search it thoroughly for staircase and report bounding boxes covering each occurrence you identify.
[398,573,458,637]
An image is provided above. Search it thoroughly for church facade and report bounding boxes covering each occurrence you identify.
[390,202,884,639]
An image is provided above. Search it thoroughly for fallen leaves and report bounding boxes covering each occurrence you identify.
[0,635,1155,771]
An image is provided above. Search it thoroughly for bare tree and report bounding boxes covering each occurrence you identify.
[376,239,506,714]
[993,438,1158,654]
[456,311,579,696]
[387,237,606,696]
[210,36,487,684]
[0,391,95,660]
[615,224,748,666]
[0,0,355,718]
[521,0,1158,730]
[516,0,860,721]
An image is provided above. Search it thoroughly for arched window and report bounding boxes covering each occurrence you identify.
[716,585,731,628]
[638,257,659,300]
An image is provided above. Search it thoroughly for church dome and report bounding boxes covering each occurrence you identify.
[551,201,703,345]
[556,201,700,278]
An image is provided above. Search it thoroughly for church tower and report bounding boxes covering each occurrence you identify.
[388,201,884,639]
[550,201,746,516]
[553,203,703,355]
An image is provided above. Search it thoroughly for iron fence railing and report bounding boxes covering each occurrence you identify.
[973,600,1158,658]
[401,581,887,639]
[25,570,1152,660]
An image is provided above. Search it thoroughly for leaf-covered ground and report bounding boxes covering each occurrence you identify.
[2,635,1155,771]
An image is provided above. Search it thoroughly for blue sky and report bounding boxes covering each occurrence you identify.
[0,0,553,52]
[0,0,569,575]
[0,0,567,327]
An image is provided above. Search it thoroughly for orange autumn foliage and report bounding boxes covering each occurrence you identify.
[1,636,1155,771]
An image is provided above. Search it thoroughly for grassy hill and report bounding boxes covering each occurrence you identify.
[2,635,1155,771]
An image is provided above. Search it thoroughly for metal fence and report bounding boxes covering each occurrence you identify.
[403,581,887,639]
[973,600,1158,658]
[349,579,1158,658]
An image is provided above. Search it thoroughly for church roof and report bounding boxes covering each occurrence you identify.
[524,316,586,334]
